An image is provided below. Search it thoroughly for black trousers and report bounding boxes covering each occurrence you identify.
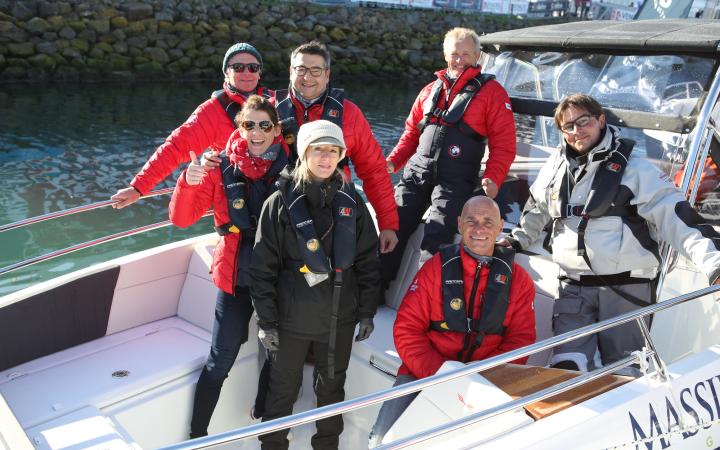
[259,327,355,450]
[190,288,254,438]
[381,167,481,285]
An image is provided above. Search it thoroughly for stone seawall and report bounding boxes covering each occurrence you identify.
[0,0,571,82]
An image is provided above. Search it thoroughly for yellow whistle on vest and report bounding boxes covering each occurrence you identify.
[228,225,240,234]
[299,264,310,273]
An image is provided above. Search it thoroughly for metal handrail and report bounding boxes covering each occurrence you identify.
[679,65,720,199]
[158,284,720,450]
[655,65,720,300]
[0,187,175,234]
[0,213,212,276]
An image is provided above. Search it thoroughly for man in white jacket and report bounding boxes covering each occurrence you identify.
[500,93,720,373]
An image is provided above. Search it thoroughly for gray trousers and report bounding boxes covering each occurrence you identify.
[550,280,654,371]
[367,374,418,448]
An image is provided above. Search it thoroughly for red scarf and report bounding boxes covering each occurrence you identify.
[226,129,282,181]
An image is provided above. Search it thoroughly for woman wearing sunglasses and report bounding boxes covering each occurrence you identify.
[250,120,380,450]
[169,95,289,438]
[112,42,272,209]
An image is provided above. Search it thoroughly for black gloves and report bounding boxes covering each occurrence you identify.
[258,328,280,352]
[355,318,374,342]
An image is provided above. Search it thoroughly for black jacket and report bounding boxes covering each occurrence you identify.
[250,174,380,341]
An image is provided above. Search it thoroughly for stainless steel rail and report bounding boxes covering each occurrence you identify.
[0,213,212,276]
[0,187,174,233]
[158,284,720,450]
[656,67,720,301]
[680,67,720,199]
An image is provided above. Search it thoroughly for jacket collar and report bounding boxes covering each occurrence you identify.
[223,81,253,104]
[435,65,483,101]
[288,84,332,116]
[560,125,619,167]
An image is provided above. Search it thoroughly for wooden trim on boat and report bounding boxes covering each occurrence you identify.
[483,363,633,420]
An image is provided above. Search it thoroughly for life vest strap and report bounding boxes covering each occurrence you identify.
[327,269,343,380]
[559,272,652,287]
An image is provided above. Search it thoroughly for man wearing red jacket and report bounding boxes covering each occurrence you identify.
[368,196,535,447]
[381,27,517,286]
[274,40,399,253]
[111,43,272,208]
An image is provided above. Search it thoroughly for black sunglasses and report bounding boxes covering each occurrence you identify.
[240,120,274,132]
[228,62,261,73]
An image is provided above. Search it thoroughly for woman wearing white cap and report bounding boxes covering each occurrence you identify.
[250,120,380,449]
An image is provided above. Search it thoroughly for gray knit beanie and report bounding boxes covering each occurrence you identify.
[222,43,263,74]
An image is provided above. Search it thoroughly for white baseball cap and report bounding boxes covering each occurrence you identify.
[296,120,347,161]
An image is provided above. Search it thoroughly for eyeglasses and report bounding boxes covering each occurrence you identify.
[292,66,326,77]
[240,120,274,132]
[560,114,597,133]
[228,62,261,73]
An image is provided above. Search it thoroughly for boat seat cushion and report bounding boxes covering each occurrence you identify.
[177,241,217,332]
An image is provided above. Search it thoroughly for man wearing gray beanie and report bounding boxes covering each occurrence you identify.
[111,42,272,209]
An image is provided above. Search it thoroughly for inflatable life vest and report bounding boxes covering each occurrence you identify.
[414,73,495,181]
[211,87,272,127]
[215,146,287,235]
[275,88,345,167]
[549,138,639,260]
[418,72,495,134]
[430,244,514,362]
[278,177,357,273]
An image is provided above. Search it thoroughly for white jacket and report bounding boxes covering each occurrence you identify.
[511,126,720,281]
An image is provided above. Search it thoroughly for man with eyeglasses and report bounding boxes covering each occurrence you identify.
[111,42,272,208]
[499,93,720,375]
[274,40,400,255]
[380,27,517,291]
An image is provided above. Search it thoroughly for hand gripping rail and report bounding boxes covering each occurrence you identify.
[158,284,720,450]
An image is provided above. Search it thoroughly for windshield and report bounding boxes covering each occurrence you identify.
[481,51,715,226]
[483,51,714,115]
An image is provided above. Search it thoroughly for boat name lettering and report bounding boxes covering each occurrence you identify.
[628,375,720,449]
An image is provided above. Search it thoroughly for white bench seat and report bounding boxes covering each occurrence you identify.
[0,316,260,449]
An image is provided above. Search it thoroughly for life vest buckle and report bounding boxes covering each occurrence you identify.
[565,204,584,217]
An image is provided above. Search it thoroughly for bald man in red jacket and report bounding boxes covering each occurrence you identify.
[369,196,535,447]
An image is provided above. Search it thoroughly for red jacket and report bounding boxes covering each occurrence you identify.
[285,91,399,231]
[168,131,289,294]
[394,247,536,379]
[387,66,516,187]
[131,84,274,195]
